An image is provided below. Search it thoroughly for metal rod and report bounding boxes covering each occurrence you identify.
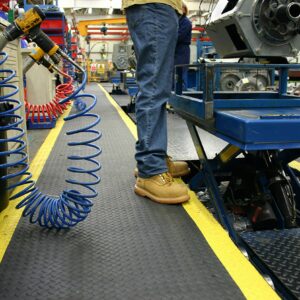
[186,121,238,242]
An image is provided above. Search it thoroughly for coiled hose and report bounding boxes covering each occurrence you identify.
[63,60,86,111]
[0,51,102,229]
[25,70,73,123]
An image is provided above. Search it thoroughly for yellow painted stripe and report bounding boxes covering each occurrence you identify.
[98,84,137,140]
[219,145,240,163]
[99,83,280,300]
[289,160,300,171]
[0,105,72,263]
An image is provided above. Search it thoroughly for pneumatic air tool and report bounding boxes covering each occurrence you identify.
[0,6,61,64]
[0,6,44,51]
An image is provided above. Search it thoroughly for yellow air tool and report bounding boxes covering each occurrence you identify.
[0,6,61,64]
[0,6,45,51]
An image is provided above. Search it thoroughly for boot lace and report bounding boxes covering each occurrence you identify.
[159,172,173,185]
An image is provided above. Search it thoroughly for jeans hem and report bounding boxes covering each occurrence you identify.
[138,168,168,179]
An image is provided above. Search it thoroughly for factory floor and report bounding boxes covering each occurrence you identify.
[0,83,279,300]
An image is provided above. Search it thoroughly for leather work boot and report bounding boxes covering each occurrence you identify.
[166,156,190,177]
[134,172,190,204]
[134,156,190,178]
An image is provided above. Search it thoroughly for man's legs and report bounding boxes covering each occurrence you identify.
[126,4,178,178]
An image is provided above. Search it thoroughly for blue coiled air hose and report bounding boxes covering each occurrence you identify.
[0,51,102,229]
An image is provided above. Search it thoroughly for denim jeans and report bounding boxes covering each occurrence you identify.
[126,3,178,178]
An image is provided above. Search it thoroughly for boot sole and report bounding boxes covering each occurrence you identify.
[134,185,190,204]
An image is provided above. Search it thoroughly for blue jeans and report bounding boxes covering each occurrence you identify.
[126,4,178,178]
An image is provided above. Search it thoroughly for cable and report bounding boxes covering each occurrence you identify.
[0,50,102,229]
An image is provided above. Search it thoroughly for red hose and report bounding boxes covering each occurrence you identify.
[25,71,73,123]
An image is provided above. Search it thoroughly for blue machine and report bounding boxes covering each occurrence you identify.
[170,0,300,296]
[110,71,138,113]
[171,60,300,300]
[188,38,218,91]
[171,61,300,229]
[110,71,138,96]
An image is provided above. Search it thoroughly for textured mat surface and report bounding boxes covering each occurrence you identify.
[27,129,50,162]
[241,229,300,299]
[0,84,244,300]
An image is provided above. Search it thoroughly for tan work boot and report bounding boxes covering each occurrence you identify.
[134,156,190,178]
[166,156,190,177]
[134,172,190,204]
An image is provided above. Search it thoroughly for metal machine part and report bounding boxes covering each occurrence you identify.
[220,72,241,91]
[220,70,270,91]
[207,0,300,58]
[234,76,266,91]
[223,151,297,230]
[128,52,137,70]
[253,0,300,45]
[112,43,132,71]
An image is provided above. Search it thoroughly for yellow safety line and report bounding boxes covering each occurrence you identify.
[98,84,137,140]
[0,105,72,263]
[99,83,280,300]
[289,160,300,171]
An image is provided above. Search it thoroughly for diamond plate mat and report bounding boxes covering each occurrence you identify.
[241,229,300,299]
[0,83,244,300]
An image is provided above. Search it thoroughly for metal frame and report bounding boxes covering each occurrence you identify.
[170,61,300,296]
[186,120,238,241]
[175,62,299,119]
[173,62,300,150]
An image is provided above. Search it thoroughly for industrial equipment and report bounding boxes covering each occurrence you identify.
[194,34,272,92]
[110,44,138,107]
[76,17,127,37]
[170,0,300,297]
[207,0,300,58]
[112,43,132,71]
[220,68,271,91]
